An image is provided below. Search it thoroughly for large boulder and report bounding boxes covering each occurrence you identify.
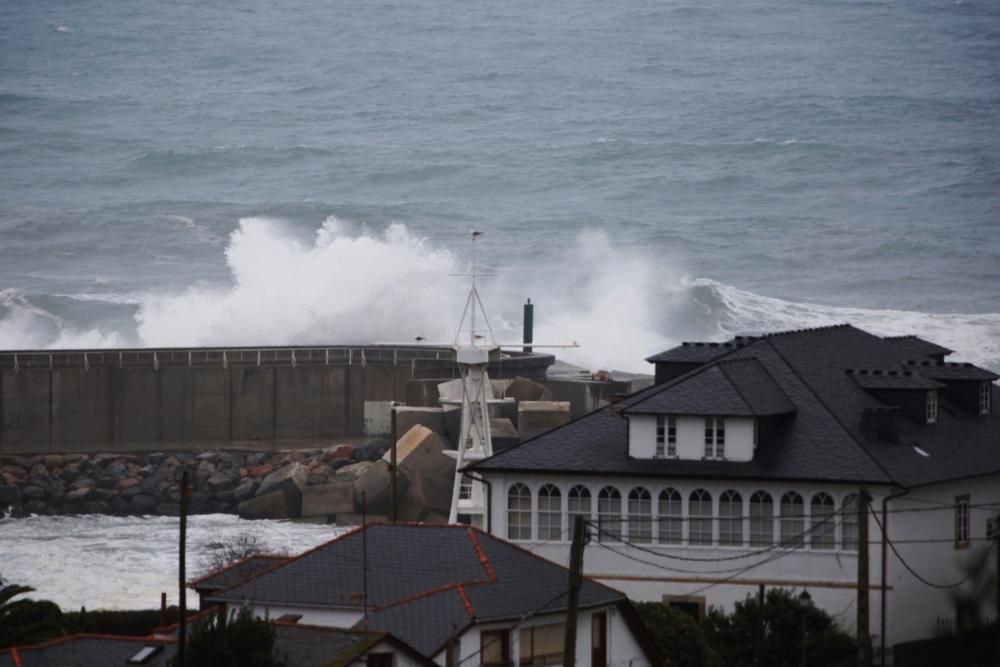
[389,425,455,521]
[0,484,21,506]
[351,460,392,515]
[256,462,307,499]
[490,418,520,452]
[301,482,356,519]
[393,407,445,438]
[517,401,571,441]
[238,490,300,520]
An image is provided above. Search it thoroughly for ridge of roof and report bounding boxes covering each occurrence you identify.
[455,584,475,617]
[757,323,853,338]
[465,527,498,582]
[188,554,290,588]
[0,633,176,656]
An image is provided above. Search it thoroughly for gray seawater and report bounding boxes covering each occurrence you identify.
[1,0,999,372]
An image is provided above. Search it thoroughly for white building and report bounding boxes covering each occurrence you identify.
[466,324,999,659]
[206,522,661,666]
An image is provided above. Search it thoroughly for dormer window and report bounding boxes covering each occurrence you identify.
[704,417,726,459]
[654,416,677,458]
[926,390,938,424]
[980,382,992,415]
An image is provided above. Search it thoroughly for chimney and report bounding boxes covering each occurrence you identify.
[862,407,900,443]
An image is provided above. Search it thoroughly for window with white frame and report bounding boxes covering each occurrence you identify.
[955,495,970,549]
[689,489,713,545]
[926,390,938,424]
[519,623,566,666]
[507,483,532,541]
[657,488,683,544]
[628,487,652,543]
[719,490,744,546]
[780,491,805,547]
[749,491,774,547]
[841,494,859,551]
[704,417,726,459]
[981,382,992,415]
[597,486,622,542]
[655,416,665,458]
[568,485,592,534]
[810,493,835,549]
[667,417,677,457]
[537,484,562,541]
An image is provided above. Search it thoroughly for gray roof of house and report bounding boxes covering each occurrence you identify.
[884,335,953,359]
[211,524,626,659]
[189,555,290,592]
[846,369,946,390]
[903,360,999,381]
[469,324,1000,488]
[645,340,750,363]
[626,359,796,417]
[0,636,177,667]
[273,623,433,667]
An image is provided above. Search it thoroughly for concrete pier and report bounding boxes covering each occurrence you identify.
[0,346,554,455]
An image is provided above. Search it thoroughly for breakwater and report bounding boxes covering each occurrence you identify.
[0,443,384,519]
[0,345,553,455]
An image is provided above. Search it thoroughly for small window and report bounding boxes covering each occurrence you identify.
[657,488,683,544]
[689,489,713,545]
[627,488,652,543]
[704,417,725,459]
[667,417,677,457]
[537,484,562,541]
[926,390,938,424]
[980,382,992,415]
[481,629,511,667]
[718,490,743,546]
[841,494,859,551]
[519,623,566,666]
[955,496,970,549]
[810,493,836,550]
[655,416,666,458]
[780,491,804,548]
[749,491,773,547]
[507,484,532,541]
[597,487,622,542]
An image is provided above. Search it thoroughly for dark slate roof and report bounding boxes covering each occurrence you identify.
[903,360,999,381]
[470,324,1000,488]
[212,524,627,659]
[189,555,290,592]
[273,623,434,667]
[884,335,953,360]
[0,635,177,667]
[626,359,794,417]
[645,340,749,363]
[846,369,945,390]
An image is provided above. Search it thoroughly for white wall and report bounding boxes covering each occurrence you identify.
[627,415,755,461]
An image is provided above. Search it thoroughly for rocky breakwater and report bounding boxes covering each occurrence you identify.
[0,440,395,521]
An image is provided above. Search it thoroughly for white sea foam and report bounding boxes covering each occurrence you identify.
[0,288,124,350]
[0,514,343,611]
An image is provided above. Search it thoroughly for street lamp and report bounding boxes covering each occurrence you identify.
[798,590,813,667]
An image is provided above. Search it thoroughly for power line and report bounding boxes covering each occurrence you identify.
[869,501,997,590]
[457,586,571,666]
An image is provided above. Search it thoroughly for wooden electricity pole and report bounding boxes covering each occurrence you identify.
[563,515,586,666]
[857,486,871,667]
[178,470,189,667]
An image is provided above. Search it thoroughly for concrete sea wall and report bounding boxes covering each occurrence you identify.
[0,346,553,455]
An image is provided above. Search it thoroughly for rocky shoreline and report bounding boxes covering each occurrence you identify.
[0,440,392,521]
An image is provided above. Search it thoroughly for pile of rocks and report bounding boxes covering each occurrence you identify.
[0,440,391,520]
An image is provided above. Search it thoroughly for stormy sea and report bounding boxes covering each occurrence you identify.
[1,0,998,607]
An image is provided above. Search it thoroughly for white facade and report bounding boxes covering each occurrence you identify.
[628,415,755,461]
[486,470,1000,649]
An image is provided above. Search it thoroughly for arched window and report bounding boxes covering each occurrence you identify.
[841,494,859,551]
[597,486,622,542]
[749,491,774,547]
[689,489,713,545]
[780,491,804,548]
[507,483,532,541]
[567,485,592,538]
[719,490,743,546]
[811,493,835,549]
[627,487,652,543]
[537,484,562,541]
[658,489,683,545]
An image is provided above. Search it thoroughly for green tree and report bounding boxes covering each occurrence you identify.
[0,576,64,649]
[634,601,715,667]
[172,606,287,667]
[703,588,854,667]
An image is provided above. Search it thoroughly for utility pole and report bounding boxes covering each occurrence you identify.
[857,486,871,667]
[390,403,398,523]
[178,470,189,667]
[756,583,765,667]
[564,515,586,666]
